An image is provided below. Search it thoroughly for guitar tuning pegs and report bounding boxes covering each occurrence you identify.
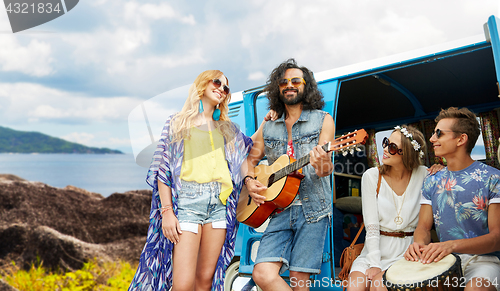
[342,149,348,156]
[355,147,362,152]
[349,148,355,155]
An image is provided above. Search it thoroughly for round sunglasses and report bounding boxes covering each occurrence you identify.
[212,78,230,95]
[278,77,306,88]
[382,137,403,155]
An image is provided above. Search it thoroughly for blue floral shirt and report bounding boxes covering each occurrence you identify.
[420,161,500,259]
[128,115,253,291]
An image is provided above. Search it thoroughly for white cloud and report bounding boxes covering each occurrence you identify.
[237,0,498,74]
[0,36,54,76]
[48,1,203,96]
[0,82,143,124]
[62,132,95,144]
[248,71,266,81]
[65,132,132,148]
[138,3,196,25]
[151,48,206,68]
[107,137,134,146]
[115,27,151,54]
[123,1,195,25]
[0,0,499,153]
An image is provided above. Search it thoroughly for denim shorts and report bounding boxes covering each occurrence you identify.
[176,180,226,233]
[254,205,328,274]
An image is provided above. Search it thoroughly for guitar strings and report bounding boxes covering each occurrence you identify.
[272,143,331,183]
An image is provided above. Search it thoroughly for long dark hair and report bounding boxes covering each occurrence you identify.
[264,58,325,118]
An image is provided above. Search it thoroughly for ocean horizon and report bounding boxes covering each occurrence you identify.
[0,153,150,197]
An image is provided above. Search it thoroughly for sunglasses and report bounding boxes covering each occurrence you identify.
[431,128,460,139]
[278,77,306,88]
[382,137,403,155]
[212,78,230,95]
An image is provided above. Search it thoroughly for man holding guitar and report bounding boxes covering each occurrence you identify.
[244,58,336,291]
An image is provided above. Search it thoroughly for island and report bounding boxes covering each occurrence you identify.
[0,126,123,154]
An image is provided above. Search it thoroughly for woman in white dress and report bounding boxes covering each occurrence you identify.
[347,125,439,291]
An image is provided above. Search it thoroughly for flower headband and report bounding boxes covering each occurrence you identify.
[394,125,424,159]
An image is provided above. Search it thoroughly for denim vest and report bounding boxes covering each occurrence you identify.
[263,109,332,223]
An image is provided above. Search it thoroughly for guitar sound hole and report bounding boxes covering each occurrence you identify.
[268,174,275,187]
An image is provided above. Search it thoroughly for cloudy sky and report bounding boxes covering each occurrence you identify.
[0,0,499,154]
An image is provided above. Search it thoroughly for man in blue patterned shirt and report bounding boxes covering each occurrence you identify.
[405,107,500,291]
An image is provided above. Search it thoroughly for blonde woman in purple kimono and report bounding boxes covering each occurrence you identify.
[129,70,253,291]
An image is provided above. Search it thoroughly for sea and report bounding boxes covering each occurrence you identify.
[0,153,150,197]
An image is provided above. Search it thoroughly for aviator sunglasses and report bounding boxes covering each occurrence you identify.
[431,128,460,139]
[278,77,306,88]
[382,137,403,155]
[212,78,230,95]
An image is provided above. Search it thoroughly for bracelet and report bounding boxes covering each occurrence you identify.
[160,205,172,215]
[243,175,254,185]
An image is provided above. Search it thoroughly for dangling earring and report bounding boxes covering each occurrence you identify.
[199,99,204,113]
[213,104,221,121]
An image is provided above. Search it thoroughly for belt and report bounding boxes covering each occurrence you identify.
[380,230,414,238]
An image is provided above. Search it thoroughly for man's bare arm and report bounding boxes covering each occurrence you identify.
[310,113,335,177]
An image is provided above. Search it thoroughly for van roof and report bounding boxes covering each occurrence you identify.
[232,33,487,102]
[314,34,486,83]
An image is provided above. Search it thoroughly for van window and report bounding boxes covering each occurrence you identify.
[375,129,393,163]
[471,132,486,161]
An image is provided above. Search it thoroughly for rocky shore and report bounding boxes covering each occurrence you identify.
[0,174,151,282]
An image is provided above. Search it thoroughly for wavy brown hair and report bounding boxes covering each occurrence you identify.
[263,58,325,118]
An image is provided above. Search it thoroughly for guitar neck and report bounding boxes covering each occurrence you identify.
[269,129,367,184]
[273,143,329,181]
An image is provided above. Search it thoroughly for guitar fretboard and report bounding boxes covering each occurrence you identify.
[271,143,330,184]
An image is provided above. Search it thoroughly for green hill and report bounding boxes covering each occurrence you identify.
[0,126,123,154]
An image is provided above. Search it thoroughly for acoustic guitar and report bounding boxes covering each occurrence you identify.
[237,129,368,228]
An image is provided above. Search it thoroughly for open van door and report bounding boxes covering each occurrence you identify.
[486,15,500,93]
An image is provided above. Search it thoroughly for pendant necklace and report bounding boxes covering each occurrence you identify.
[387,173,411,225]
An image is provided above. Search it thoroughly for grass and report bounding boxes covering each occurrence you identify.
[0,258,137,291]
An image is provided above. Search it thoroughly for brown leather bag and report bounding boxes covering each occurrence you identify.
[338,223,365,282]
[338,171,382,283]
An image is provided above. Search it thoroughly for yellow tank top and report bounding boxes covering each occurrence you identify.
[180,126,233,205]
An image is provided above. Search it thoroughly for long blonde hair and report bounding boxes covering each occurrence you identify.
[170,70,236,150]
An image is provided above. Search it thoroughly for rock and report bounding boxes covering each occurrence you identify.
[0,279,19,291]
[0,179,152,271]
[62,185,103,200]
[0,174,25,183]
